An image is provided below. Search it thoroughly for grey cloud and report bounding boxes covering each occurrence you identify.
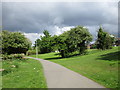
[2,2,118,38]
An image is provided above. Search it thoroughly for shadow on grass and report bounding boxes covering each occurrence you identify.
[44,53,80,60]
[98,51,120,61]
[2,69,12,76]
[44,57,63,60]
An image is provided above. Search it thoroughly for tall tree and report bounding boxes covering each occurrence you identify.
[35,30,53,54]
[97,26,115,50]
[55,32,70,57]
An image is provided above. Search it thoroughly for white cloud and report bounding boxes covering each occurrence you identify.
[24,33,44,45]
[52,26,74,35]
[24,24,118,46]
[23,26,74,45]
[85,26,99,40]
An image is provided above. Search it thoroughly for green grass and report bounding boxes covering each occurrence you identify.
[31,47,119,88]
[2,58,47,88]
[0,60,2,89]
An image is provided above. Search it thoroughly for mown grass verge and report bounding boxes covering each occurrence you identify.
[2,58,47,88]
[31,47,119,88]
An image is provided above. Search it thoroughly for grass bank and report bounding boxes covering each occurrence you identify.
[31,47,119,88]
[2,58,47,88]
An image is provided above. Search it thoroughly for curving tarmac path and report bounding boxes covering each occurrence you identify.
[27,57,107,88]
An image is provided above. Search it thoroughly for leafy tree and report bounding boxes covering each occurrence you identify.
[56,26,92,57]
[35,30,53,54]
[1,30,31,54]
[55,32,70,57]
[35,26,92,58]
[68,26,92,54]
[97,27,115,50]
[50,35,59,51]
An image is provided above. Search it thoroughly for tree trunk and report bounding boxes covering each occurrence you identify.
[78,41,86,55]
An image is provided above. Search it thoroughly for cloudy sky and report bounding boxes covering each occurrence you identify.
[2,0,119,45]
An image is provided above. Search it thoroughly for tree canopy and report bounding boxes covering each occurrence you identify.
[1,30,31,54]
[67,26,92,54]
[97,27,115,50]
[35,30,53,54]
[34,25,115,58]
[56,26,92,57]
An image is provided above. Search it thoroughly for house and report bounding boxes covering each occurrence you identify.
[115,38,120,46]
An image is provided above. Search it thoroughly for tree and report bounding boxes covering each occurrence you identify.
[50,35,59,51]
[97,26,115,50]
[68,26,92,54]
[56,26,92,57]
[35,30,53,54]
[1,30,31,54]
[55,32,70,57]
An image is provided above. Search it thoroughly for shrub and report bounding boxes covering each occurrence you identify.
[1,54,25,60]
[26,50,36,56]
[1,54,8,60]
[11,54,25,59]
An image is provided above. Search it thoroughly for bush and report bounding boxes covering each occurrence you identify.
[1,54,25,60]
[26,50,36,56]
[1,54,8,60]
[11,54,24,59]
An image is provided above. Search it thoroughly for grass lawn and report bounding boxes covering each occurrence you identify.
[31,47,119,88]
[0,60,2,89]
[2,58,47,88]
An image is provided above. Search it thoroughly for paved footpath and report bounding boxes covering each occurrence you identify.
[27,57,107,88]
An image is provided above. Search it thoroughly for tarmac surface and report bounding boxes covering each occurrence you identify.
[27,57,106,88]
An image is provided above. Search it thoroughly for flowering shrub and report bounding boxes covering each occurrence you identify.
[1,53,25,60]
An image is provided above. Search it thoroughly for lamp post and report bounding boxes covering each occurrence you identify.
[36,39,38,58]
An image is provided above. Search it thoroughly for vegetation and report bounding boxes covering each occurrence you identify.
[115,38,120,46]
[35,30,53,54]
[1,30,47,88]
[31,47,119,88]
[2,58,47,88]
[26,49,36,56]
[1,25,118,88]
[1,30,31,54]
[34,26,116,58]
[96,27,115,50]
[35,26,92,57]
[66,26,92,55]
[1,54,25,60]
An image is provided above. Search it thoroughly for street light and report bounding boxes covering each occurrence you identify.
[36,39,38,58]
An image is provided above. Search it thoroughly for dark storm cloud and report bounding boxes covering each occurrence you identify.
[2,2,118,38]
[0,2,2,28]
